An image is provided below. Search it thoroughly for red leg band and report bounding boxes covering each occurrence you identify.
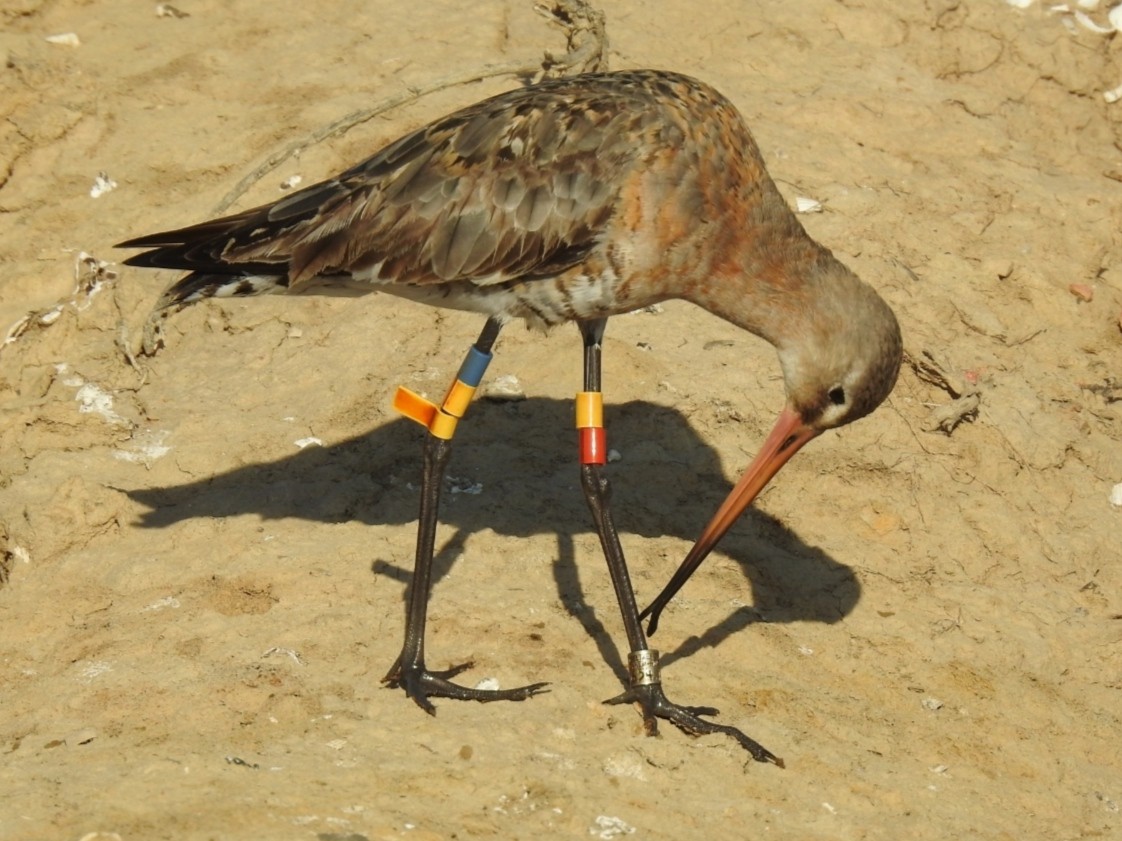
[580,427,607,465]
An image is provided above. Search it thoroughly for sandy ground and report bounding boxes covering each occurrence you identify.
[2,1,1121,839]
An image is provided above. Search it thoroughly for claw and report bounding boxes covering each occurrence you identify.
[384,656,549,712]
[606,682,784,767]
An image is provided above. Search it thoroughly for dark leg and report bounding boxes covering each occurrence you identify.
[383,317,548,711]
[576,319,783,767]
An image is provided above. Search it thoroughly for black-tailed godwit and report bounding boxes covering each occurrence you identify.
[119,70,903,766]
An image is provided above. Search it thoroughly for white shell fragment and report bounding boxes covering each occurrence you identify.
[45,32,81,46]
[280,175,303,190]
[590,816,636,839]
[262,646,304,665]
[294,437,323,449]
[141,596,181,611]
[1004,1,1122,100]
[1109,482,1122,508]
[2,252,116,352]
[74,251,117,301]
[90,172,117,198]
[1073,9,1115,32]
[795,196,823,213]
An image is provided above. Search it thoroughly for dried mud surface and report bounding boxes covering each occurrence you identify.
[2,1,1121,839]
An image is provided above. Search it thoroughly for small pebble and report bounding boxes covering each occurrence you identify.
[68,727,98,745]
[483,374,525,401]
[45,32,81,46]
[602,754,647,781]
[591,815,635,839]
[1109,482,1122,508]
[90,171,117,199]
[1069,283,1094,302]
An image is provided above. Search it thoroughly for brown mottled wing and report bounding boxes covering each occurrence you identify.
[119,77,654,290]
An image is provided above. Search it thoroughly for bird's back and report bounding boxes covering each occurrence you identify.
[119,70,782,327]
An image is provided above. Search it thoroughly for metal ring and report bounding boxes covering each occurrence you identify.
[628,649,661,686]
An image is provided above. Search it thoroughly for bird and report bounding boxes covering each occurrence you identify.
[118,69,902,767]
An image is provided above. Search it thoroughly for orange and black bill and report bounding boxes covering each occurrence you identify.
[639,405,819,635]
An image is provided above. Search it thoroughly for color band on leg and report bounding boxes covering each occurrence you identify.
[580,427,607,465]
[441,379,477,419]
[394,386,438,429]
[428,409,459,440]
[575,391,603,428]
[575,391,606,465]
[457,346,492,387]
[394,345,493,439]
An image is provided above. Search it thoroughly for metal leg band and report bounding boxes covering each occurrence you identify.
[627,649,661,687]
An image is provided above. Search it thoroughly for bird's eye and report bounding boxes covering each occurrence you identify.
[828,387,846,405]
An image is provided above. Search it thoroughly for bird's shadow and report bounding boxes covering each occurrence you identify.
[127,398,859,682]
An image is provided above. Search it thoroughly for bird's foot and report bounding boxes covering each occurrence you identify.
[604,649,783,767]
[382,655,549,714]
[605,682,783,767]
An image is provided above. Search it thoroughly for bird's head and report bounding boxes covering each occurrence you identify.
[778,265,902,431]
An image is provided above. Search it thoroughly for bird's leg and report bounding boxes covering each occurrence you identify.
[575,319,783,767]
[383,317,548,712]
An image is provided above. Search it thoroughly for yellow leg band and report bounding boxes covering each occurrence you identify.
[396,372,479,441]
[428,410,459,440]
[441,379,477,419]
[575,391,604,428]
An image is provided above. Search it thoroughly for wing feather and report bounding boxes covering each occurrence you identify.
[118,73,672,291]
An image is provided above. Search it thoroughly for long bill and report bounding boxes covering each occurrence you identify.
[639,405,820,635]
